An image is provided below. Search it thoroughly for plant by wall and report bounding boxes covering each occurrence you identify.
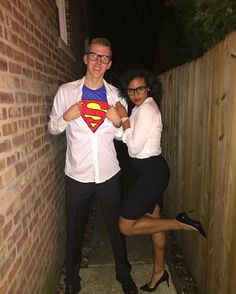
[169,0,236,64]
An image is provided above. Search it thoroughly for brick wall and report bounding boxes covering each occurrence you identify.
[0,0,90,293]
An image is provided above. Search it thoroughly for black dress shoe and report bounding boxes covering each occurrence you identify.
[176,210,207,237]
[116,275,138,294]
[140,270,169,292]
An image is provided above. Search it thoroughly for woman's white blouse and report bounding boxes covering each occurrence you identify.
[122,97,162,159]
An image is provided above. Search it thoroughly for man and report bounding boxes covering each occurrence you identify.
[48,38,138,294]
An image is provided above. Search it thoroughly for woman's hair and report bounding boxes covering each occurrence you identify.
[118,69,162,106]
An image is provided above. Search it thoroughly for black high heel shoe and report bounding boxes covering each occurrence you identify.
[176,210,207,237]
[140,270,169,292]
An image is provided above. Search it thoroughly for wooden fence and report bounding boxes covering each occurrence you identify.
[160,31,236,294]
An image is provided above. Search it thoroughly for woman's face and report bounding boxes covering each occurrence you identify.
[127,77,148,106]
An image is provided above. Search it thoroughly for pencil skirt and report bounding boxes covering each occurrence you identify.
[121,154,170,220]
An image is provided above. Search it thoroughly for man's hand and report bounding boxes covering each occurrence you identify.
[63,101,82,122]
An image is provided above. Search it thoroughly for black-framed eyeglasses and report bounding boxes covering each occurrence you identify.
[127,85,147,96]
[87,52,111,64]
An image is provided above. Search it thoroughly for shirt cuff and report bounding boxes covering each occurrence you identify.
[122,128,132,143]
[58,115,70,128]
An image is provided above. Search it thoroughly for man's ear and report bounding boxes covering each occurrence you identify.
[106,60,112,70]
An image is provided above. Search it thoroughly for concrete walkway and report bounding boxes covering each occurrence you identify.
[75,210,177,294]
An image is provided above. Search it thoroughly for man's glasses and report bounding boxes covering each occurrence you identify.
[87,52,111,64]
[127,85,147,96]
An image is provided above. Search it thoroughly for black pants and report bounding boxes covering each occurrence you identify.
[64,172,131,285]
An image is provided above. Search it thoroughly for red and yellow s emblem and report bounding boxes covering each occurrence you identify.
[81,100,108,132]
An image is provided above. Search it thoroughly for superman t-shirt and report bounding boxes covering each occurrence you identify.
[81,85,109,132]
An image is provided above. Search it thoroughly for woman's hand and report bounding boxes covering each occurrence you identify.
[116,101,128,118]
[106,105,122,126]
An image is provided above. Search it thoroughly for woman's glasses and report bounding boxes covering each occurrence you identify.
[87,52,111,64]
[127,85,147,96]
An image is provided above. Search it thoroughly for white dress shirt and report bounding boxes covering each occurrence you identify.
[122,97,162,159]
[48,77,124,183]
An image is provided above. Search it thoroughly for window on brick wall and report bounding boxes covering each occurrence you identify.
[55,0,75,61]
[56,0,68,44]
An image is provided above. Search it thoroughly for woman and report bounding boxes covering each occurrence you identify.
[106,69,206,292]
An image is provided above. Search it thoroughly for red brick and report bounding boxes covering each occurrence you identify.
[15,160,27,176]
[36,127,43,136]
[20,183,32,200]
[0,40,6,55]
[17,277,26,294]
[13,7,24,25]
[0,214,4,228]
[2,122,18,135]
[12,134,25,146]
[11,225,22,245]
[13,49,25,63]
[17,230,28,252]
[25,129,35,141]
[6,202,14,216]
[2,169,15,186]
[19,38,29,53]
[11,19,20,34]
[18,1,27,14]
[3,220,12,239]
[0,58,7,71]
[8,256,22,283]
[8,107,22,118]
[20,27,31,43]
[30,116,39,126]
[40,115,47,124]
[0,0,12,12]
[5,44,13,58]
[0,140,11,153]
[0,25,3,38]
[22,106,33,116]
[0,8,4,21]
[29,214,38,232]
[0,176,3,189]
[25,55,34,67]
[29,11,37,25]
[0,158,5,171]
[34,105,40,114]
[34,28,42,41]
[6,154,16,166]
[35,61,43,71]
[0,108,7,119]
[33,138,41,149]
[0,92,14,103]
[4,29,19,46]
[18,119,29,130]
[0,280,8,294]
[15,92,27,103]
[9,62,22,74]
[8,279,17,294]
[27,153,37,166]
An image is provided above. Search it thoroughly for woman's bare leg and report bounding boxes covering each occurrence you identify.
[148,205,166,287]
[119,212,195,236]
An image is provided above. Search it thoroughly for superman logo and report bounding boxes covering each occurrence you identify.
[81,100,108,132]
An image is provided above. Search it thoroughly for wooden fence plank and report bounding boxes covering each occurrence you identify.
[161,31,236,294]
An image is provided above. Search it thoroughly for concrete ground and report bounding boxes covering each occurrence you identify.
[69,209,177,294]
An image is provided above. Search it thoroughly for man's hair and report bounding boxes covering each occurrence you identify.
[86,38,112,57]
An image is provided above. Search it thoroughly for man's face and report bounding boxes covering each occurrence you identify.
[84,43,112,80]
